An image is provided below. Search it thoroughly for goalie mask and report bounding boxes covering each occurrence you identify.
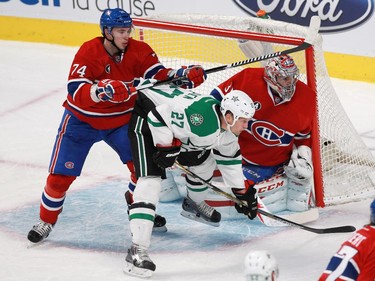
[220,90,255,125]
[264,55,299,102]
[243,250,279,281]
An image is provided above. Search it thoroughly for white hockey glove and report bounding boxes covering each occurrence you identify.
[284,145,313,183]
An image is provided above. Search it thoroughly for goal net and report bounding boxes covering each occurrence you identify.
[132,14,375,207]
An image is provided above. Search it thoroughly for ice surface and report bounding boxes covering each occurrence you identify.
[1,40,375,281]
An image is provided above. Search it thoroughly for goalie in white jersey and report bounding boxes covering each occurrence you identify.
[125,81,256,277]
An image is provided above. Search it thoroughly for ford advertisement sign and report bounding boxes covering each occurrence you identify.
[233,0,374,33]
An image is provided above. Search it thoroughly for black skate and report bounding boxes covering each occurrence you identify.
[27,221,53,243]
[124,243,156,278]
[180,196,221,227]
[125,191,167,232]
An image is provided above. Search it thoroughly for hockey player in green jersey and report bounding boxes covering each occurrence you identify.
[125,81,257,278]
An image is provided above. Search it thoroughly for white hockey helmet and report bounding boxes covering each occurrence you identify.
[243,250,279,281]
[264,54,299,102]
[220,90,255,123]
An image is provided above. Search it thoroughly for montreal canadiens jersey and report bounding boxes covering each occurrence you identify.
[143,84,244,188]
[64,36,169,130]
[211,67,316,166]
[319,225,375,280]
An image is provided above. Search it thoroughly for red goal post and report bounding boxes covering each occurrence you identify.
[132,15,375,207]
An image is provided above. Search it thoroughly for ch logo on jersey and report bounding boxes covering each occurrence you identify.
[65,162,74,169]
[190,113,204,126]
[249,120,293,146]
[105,65,111,74]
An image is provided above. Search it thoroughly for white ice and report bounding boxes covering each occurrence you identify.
[1,40,375,281]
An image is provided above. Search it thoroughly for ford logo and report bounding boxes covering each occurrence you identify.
[233,0,374,33]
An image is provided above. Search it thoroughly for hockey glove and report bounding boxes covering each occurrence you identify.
[284,157,312,182]
[94,79,135,103]
[232,180,258,220]
[284,146,313,183]
[153,138,182,169]
[173,65,207,89]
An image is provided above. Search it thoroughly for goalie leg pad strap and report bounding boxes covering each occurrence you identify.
[287,179,312,212]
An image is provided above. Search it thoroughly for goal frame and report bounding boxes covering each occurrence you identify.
[132,17,324,207]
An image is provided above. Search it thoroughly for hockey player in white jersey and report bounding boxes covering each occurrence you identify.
[125,82,257,277]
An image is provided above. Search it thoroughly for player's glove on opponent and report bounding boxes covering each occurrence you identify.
[232,180,258,220]
[172,65,207,89]
[92,79,136,103]
[153,138,182,169]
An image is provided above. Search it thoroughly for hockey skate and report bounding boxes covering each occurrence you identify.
[27,221,53,243]
[124,243,156,278]
[181,196,221,227]
[125,191,167,232]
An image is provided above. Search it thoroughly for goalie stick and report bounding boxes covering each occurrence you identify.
[134,16,321,91]
[174,161,356,234]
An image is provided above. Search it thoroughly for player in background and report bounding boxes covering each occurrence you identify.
[319,199,375,280]
[124,84,257,277]
[27,8,206,243]
[210,54,316,215]
[243,250,279,281]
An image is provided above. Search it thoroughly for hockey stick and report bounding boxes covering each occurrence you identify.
[135,16,321,91]
[174,161,356,234]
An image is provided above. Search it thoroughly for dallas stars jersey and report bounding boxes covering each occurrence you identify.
[144,85,237,153]
[141,84,244,188]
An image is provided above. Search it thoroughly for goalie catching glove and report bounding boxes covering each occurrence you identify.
[153,138,182,169]
[92,79,135,103]
[284,145,313,183]
[232,180,258,220]
[171,65,207,89]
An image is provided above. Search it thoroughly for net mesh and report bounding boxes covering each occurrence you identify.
[133,14,375,206]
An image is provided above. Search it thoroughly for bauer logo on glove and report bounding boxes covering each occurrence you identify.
[153,138,182,169]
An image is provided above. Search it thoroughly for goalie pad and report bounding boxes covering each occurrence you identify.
[204,174,288,218]
[254,175,287,213]
[159,166,187,202]
[287,179,312,212]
